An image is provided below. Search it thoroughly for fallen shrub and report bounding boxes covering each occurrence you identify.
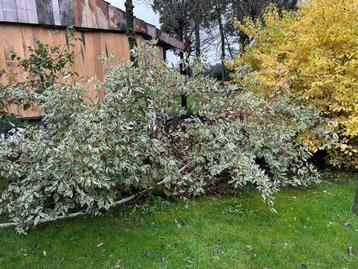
[0,43,335,233]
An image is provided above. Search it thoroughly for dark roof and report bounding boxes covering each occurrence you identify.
[0,0,186,51]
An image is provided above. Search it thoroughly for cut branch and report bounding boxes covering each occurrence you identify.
[0,164,190,229]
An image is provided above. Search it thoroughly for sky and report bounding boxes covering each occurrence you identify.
[106,0,160,27]
[106,0,179,64]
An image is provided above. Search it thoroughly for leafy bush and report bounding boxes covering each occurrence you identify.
[228,0,358,169]
[0,42,334,233]
[0,28,76,138]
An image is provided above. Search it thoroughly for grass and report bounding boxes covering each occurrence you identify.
[0,171,357,269]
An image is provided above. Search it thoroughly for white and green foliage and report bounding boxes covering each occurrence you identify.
[0,42,334,233]
[0,28,76,136]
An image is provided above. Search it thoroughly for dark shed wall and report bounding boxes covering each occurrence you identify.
[0,0,186,51]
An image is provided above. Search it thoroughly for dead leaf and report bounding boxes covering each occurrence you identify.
[114,259,122,268]
[348,246,353,256]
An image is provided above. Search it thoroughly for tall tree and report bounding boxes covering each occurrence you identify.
[152,0,192,47]
[152,0,299,76]
[191,1,212,58]
[152,0,193,108]
[152,0,213,58]
[208,0,231,81]
[228,0,299,53]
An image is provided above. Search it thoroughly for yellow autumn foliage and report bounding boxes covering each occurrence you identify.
[228,0,358,169]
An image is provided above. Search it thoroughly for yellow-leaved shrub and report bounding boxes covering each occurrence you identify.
[228,0,358,169]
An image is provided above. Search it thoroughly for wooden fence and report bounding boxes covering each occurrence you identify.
[0,0,186,118]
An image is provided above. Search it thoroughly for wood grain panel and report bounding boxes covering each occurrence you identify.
[108,4,125,31]
[58,0,74,25]
[2,0,18,22]
[16,0,28,23]
[20,26,36,58]
[35,0,54,25]
[0,21,6,85]
[26,0,38,24]
[85,0,98,29]
[0,0,4,21]
[52,0,61,25]
[81,32,98,100]
[0,0,186,51]
[72,0,87,27]
[95,0,109,29]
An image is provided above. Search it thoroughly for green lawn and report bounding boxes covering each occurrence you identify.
[0,172,357,269]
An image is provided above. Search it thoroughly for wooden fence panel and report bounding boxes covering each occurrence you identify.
[0,0,3,21]
[0,23,165,118]
[16,0,28,23]
[2,0,18,22]
[0,0,186,51]
[52,0,61,25]
[35,0,54,25]
[26,0,39,24]
[58,0,74,25]
[95,0,109,29]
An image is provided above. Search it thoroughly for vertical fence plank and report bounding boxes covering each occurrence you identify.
[95,0,109,29]
[58,0,74,26]
[0,0,4,21]
[2,0,18,22]
[52,0,61,25]
[26,0,38,24]
[0,20,5,83]
[72,0,87,27]
[35,0,54,25]
[108,5,126,31]
[16,0,28,23]
[86,0,98,29]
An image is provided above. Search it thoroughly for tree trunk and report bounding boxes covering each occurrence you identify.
[239,31,249,55]
[125,0,137,64]
[178,28,188,109]
[180,51,188,109]
[218,10,226,82]
[194,19,201,58]
[353,181,358,214]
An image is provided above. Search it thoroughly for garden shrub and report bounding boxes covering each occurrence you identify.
[228,0,358,169]
[0,41,334,233]
[0,28,76,138]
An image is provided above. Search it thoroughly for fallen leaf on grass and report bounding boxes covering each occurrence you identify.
[348,246,353,256]
[114,259,122,268]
